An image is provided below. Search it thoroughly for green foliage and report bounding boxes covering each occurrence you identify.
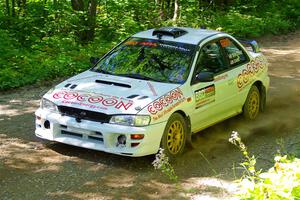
[0,0,299,90]
[239,156,300,200]
[229,132,260,179]
[214,11,267,37]
[229,131,300,200]
[0,29,112,90]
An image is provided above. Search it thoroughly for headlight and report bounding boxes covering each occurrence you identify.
[41,98,58,112]
[110,115,151,127]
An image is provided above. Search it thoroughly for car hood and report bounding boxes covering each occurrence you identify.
[44,70,180,115]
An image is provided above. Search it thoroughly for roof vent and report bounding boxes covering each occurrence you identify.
[152,27,187,39]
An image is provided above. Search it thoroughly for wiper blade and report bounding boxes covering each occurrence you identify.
[116,73,159,82]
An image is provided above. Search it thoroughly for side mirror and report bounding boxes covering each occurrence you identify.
[90,57,100,65]
[195,72,214,82]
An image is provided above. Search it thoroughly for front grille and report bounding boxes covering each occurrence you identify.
[61,130,82,137]
[59,125,104,143]
[88,136,104,142]
[58,106,111,123]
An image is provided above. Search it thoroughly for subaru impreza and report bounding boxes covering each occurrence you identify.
[35,27,269,158]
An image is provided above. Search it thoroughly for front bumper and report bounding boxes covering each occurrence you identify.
[35,108,166,157]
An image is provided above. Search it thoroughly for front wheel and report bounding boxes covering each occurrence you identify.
[243,85,260,120]
[161,113,187,159]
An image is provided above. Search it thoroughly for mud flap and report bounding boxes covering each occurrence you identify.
[185,116,195,149]
[260,86,266,112]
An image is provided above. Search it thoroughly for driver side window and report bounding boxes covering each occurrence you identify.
[194,41,227,75]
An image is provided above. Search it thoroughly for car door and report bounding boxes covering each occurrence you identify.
[190,38,246,132]
[219,37,251,111]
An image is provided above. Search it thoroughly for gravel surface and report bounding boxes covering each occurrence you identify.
[1,31,300,200]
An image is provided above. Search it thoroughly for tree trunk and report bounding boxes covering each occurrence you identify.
[53,0,57,7]
[43,0,48,17]
[172,0,179,21]
[160,0,166,20]
[86,0,97,41]
[166,0,171,18]
[71,0,84,11]
[5,0,10,15]
[12,0,16,16]
[53,0,58,18]
[71,0,97,43]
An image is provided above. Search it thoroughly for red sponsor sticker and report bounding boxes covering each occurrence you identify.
[126,41,157,47]
[220,38,231,47]
[52,91,133,111]
[147,88,184,116]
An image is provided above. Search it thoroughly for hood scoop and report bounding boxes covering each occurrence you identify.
[64,83,78,89]
[127,94,139,99]
[95,79,131,88]
[127,94,149,100]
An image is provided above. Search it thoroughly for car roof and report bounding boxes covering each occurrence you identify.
[132,27,223,45]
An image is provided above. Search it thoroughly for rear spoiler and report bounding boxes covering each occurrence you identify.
[238,39,260,53]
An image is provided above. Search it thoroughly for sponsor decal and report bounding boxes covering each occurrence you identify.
[52,90,133,111]
[151,99,185,121]
[125,41,158,47]
[214,74,228,82]
[195,85,215,108]
[126,40,190,52]
[237,56,267,90]
[220,38,231,47]
[159,43,191,52]
[147,88,185,120]
[228,51,244,65]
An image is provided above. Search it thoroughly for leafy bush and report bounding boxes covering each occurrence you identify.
[239,156,300,199]
[1,0,300,90]
[0,30,111,90]
[229,132,300,200]
[213,10,266,37]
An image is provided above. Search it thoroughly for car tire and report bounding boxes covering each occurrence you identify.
[243,85,260,120]
[161,113,187,159]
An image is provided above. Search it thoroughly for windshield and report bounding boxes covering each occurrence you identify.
[92,38,196,84]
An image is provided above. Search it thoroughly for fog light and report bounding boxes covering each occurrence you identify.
[131,134,144,140]
[131,143,140,147]
[44,120,50,129]
[116,135,126,147]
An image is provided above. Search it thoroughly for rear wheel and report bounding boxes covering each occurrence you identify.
[161,113,187,159]
[243,85,260,120]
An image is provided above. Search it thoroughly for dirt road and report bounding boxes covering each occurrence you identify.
[1,31,300,200]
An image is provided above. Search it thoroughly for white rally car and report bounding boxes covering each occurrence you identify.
[35,27,269,158]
